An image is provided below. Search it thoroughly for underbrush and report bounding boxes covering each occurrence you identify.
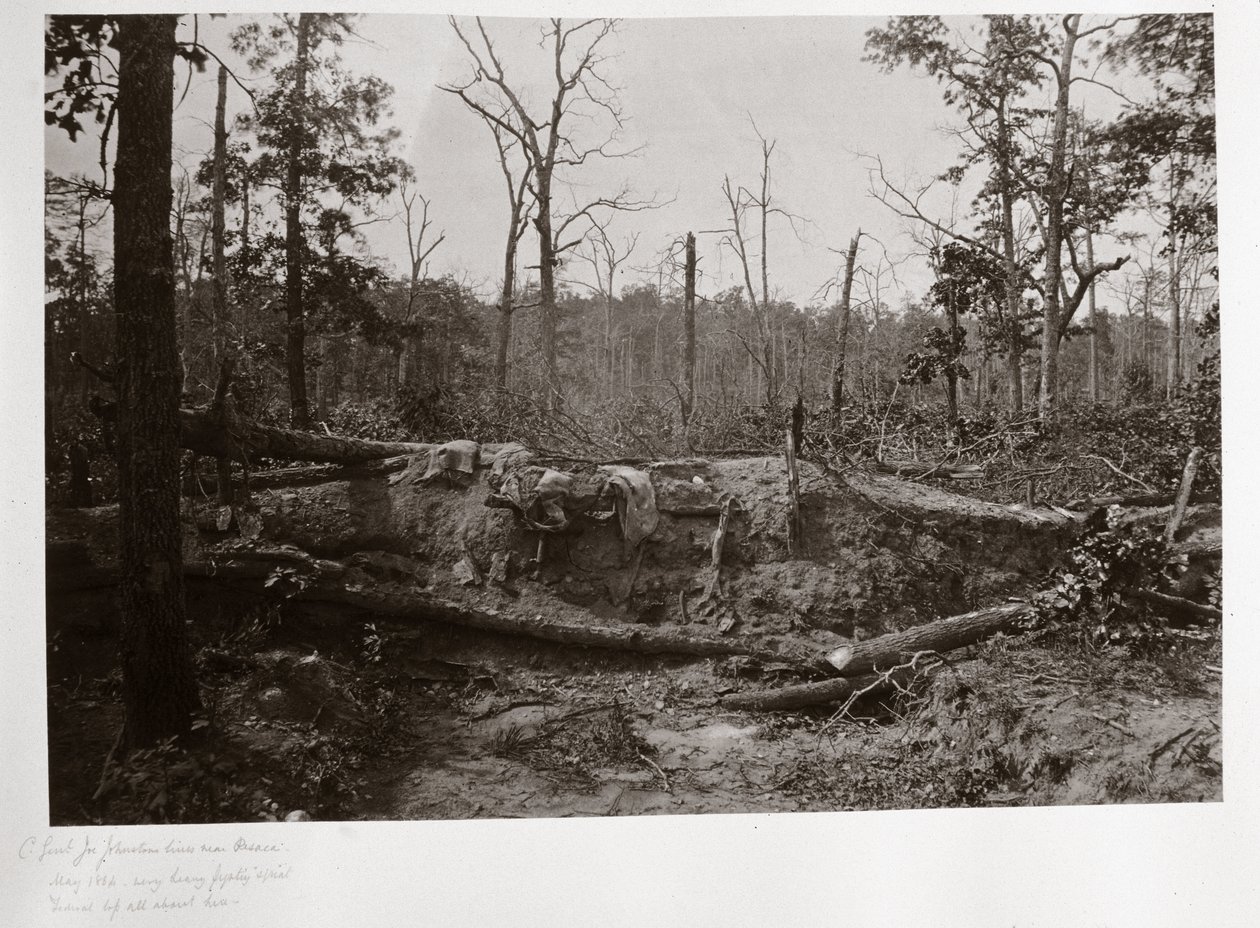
[67,601,409,826]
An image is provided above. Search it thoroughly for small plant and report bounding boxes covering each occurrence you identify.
[264,565,311,596]
[360,622,387,664]
[95,738,261,824]
[490,722,533,758]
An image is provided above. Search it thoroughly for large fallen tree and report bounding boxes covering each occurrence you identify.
[824,602,1035,676]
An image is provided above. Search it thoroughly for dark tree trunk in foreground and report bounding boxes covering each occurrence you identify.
[212,65,233,502]
[285,13,313,428]
[113,14,200,747]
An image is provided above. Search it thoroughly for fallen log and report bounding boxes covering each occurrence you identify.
[1065,490,1217,511]
[180,547,828,668]
[178,406,432,464]
[1133,589,1222,624]
[182,459,411,495]
[875,460,984,480]
[720,672,889,711]
[825,602,1034,676]
[91,396,500,466]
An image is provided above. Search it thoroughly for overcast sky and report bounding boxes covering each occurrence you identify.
[46,13,1155,309]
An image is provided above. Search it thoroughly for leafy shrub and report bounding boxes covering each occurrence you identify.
[324,399,411,442]
[95,738,277,824]
[1031,507,1185,653]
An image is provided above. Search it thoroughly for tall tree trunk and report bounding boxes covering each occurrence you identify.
[944,282,960,430]
[1037,16,1080,417]
[76,194,92,402]
[1143,271,1153,379]
[995,99,1025,413]
[830,231,860,413]
[535,168,561,410]
[211,66,232,500]
[681,232,697,425]
[284,13,312,428]
[239,168,250,353]
[494,251,514,391]
[1087,227,1100,402]
[1167,163,1182,399]
[211,65,229,363]
[604,297,615,398]
[113,13,201,747]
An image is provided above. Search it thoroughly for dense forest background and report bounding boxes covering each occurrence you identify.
[44,12,1219,504]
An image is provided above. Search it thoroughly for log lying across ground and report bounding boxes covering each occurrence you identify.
[875,460,985,480]
[824,601,1034,676]
[1133,589,1223,624]
[179,406,432,464]
[720,672,890,712]
[183,547,829,670]
[92,396,515,467]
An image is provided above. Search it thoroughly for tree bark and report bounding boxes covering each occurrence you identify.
[535,167,562,409]
[873,460,984,480]
[113,13,201,747]
[1165,446,1204,544]
[1087,227,1100,402]
[1167,163,1183,398]
[995,99,1026,413]
[721,672,891,712]
[211,65,229,362]
[177,403,431,464]
[682,231,697,426]
[825,602,1034,676]
[495,257,514,391]
[284,13,313,428]
[1037,16,1080,416]
[212,65,233,501]
[76,193,93,403]
[1133,589,1220,624]
[830,231,860,413]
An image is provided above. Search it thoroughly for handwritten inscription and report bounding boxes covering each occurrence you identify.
[16,831,294,920]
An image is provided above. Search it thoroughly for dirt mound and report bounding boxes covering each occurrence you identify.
[222,454,1076,647]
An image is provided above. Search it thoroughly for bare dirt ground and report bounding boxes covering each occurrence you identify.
[47,612,1221,825]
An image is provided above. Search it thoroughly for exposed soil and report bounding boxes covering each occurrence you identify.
[47,608,1221,825]
[44,454,1222,824]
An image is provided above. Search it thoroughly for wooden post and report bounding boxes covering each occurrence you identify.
[785,428,802,555]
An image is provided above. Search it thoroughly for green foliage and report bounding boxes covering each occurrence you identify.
[1032,508,1183,652]
[325,399,410,442]
[95,738,278,825]
[45,16,209,143]
[360,623,386,664]
[900,326,969,388]
[1182,301,1221,451]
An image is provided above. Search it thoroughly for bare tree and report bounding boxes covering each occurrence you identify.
[396,179,446,389]
[829,231,862,413]
[682,232,697,427]
[489,119,534,391]
[718,120,806,405]
[443,16,634,409]
[572,215,641,398]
